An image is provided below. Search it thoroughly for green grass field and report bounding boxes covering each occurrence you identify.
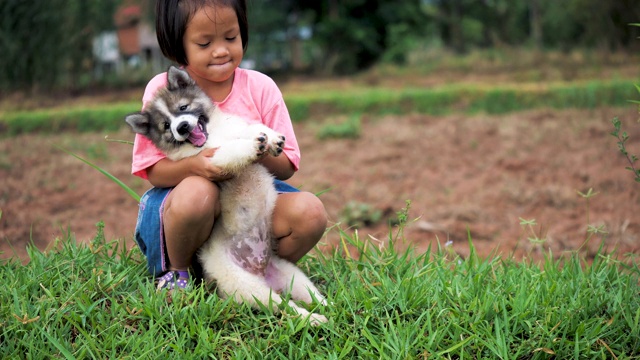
[1,222,639,359]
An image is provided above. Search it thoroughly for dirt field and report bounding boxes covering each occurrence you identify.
[1,98,639,264]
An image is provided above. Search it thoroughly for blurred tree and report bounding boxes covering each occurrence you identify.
[2,0,640,91]
[0,0,119,92]
[246,0,291,71]
[567,0,640,50]
[429,0,466,53]
[248,0,427,75]
[429,0,640,52]
[290,0,427,74]
[529,0,543,49]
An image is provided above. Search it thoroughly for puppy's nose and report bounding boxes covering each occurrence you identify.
[177,121,191,135]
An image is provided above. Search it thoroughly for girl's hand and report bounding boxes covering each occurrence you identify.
[193,147,233,182]
[147,148,231,188]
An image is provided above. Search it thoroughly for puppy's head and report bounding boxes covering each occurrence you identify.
[125,66,214,154]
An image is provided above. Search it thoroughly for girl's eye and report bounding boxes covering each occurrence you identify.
[226,36,237,41]
[197,42,210,48]
[179,105,188,111]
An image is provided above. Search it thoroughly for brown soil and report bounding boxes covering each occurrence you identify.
[2,80,640,264]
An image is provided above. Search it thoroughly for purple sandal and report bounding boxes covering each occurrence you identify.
[156,270,190,291]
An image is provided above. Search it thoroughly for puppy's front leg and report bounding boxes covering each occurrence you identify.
[208,134,267,174]
[247,124,285,157]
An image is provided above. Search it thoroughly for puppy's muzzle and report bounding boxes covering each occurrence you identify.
[177,121,192,136]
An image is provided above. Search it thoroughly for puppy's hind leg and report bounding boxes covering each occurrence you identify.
[218,269,327,326]
[266,257,328,307]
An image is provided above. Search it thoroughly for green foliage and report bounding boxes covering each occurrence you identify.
[0,102,139,136]
[0,0,119,91]
[299,0,426,74]
[467,81,635,114]
[426,0,640,52]
[519,218,547,246]
[292,79,636,119]
[2,0,640,90]
[1,224,639,358]
[611,117,640,183]
[340,201,383,228]
[609,22,640,184]
[317,114,362,140]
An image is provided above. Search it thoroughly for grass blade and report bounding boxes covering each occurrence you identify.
[41,329,76,360]
[54,144,141,202]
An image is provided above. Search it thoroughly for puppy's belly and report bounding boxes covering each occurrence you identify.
[228,227,272,275]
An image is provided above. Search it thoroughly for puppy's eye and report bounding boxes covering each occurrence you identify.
[164,121,171,130]
[179,105,188,111]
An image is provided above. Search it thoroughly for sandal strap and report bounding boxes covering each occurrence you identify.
[156,270,190,291]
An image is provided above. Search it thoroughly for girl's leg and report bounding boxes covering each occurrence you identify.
[272,192,327,262]
[163,176,220,271]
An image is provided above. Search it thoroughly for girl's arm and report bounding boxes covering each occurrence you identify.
[258,153,295,180]
[147,148,232,188]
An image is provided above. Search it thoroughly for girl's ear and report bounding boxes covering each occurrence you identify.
[167,66,194,90]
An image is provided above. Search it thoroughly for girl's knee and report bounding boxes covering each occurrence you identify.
[165,177,220,220]
[277,192,328,233]
[300,193,328,230]
[274,192,327,262]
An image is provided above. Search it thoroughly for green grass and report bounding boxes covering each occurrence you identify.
[0,79,637,136]
[2,223,639,359]
[0,102,139,136]
[317,114,362,140]
[285,79,637,120]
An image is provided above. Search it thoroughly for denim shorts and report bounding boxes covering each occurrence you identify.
[134,179,300,277]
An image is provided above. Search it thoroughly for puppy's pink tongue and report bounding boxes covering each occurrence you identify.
[188,127,207,147]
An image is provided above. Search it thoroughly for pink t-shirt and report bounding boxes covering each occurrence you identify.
[131,67,300,179]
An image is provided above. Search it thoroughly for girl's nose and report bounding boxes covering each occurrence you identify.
[211,45,229,58]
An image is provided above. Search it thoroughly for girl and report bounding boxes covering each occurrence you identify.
[131,0,327,290]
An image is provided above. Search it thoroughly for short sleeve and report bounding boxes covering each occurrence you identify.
[130,73,168,179]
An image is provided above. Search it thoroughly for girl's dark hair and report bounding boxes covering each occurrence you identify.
[156,0,248,65]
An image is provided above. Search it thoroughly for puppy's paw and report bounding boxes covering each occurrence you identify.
[308,313,328,326]
[267,133,285,157]
[254,132,268,157]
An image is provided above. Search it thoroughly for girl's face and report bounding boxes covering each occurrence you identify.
[183,5,243,89]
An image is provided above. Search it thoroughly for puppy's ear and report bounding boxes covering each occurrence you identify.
[125,113,151,135]
[167,66,194,90]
